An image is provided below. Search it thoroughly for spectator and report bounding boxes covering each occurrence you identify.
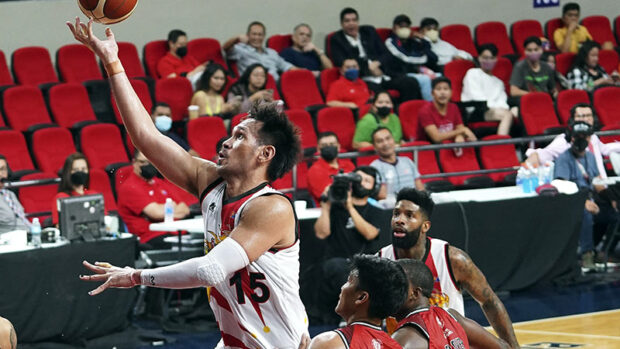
[307,132,355,203]
[461,43,514,136]
[329,7,422,103]
[227,63,274,114]
[370,127,424,204]
[326,58,371,109]
[0,155,29,233]
[223,21,297,80]
[542,51,570,90]
[280,23,333,76]
[510,36,557,98]
[553,2,596,54]
[117,149,192,248]
[418,77,476,147]
[190,63,241,118]
[156,29,207,84]
[419,17,473,67]
[385,14,437,101]
[567,41,618,92]
[150,102,199,157]
[353,91,403,149]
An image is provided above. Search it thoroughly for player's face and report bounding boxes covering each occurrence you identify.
[335,270,361,320]
[292,26,312,47]
[392,200,427,249]
[372,129,395,158]
[217,119,263,176]
[248,24,265,49]
[431,82,452,105]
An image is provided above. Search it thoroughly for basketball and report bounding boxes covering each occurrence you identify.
[77,0,138,25]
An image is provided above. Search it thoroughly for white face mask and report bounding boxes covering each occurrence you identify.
[425,29,439,43]
[396,27,411,39]
[154,115,172,132]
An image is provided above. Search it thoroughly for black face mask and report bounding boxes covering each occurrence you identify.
[351,181,372,198]
[176,46,188,58]
[140,164,158,180]
[320,146,338,162]
[392,224,422,249]
[571,137,589,154]
[70,171,89,186]
[376,106,391,118]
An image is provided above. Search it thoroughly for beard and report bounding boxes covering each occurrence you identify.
[392,224,421,249]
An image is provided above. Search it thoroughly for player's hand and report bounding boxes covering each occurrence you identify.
[298,333,310,349]
[66,17,119,64]
[80,261,139,295]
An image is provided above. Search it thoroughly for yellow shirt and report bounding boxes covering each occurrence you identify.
[554,26,592,53]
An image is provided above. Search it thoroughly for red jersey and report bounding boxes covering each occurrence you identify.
[334,322,402,349]
[156,52,200,79]
[396,307,469,349]
[326,77,371,108]
[417,102,463,142]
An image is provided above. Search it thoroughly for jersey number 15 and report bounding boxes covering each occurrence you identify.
[230,271,271,304]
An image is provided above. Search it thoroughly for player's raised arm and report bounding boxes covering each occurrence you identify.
[66,18,214,196]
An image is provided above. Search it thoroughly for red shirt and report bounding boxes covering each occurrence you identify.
[396,307,469,349]
[334,322,402,349]
[417,102,463,142]
[51,189,101,225]
[307,158,355,202]
[156,52,200,79]
[326,77,371,108]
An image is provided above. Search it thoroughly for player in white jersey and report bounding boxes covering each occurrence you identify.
[68,18,309,348]
[380,188,520,349]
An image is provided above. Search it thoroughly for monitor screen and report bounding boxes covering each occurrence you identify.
[58,194,105,241]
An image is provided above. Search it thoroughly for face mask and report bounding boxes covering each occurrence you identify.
[479,59,497,71]
[571,137,589,154]
[320,145,338,162]
[392,224,422,249]
[425,29,439,43]
[526,51,542,62]
[376,106,391,117]
[351,181,372,199]
[155,115,172,132]
[70,171,88,186]
[176,46,188,58]
[396,27,411,39]
[344,68,359,81]
[140,164,158,180]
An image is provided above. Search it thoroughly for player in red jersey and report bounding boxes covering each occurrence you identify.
[307,254,407,349]
[392,259,509,349]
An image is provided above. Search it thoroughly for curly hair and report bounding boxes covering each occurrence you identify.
[396,188,435,219]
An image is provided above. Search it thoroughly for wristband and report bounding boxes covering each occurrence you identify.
[104,61,125,77]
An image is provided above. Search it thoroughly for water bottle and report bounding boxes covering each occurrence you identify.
[164,198,174,223]
[516,168,525,192]
[530,166,539,190]
[31,217,41,248]
[523,169,533,193]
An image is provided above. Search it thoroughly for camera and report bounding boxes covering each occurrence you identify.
[328,172,361,205]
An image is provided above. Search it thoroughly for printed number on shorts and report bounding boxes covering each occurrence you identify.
[229,271,271,304]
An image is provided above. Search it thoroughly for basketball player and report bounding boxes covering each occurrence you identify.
[307,254,407,349]
[393,259,509,349]
[378,188,520,348]
[68,18,309,347]
[0,316,17,349]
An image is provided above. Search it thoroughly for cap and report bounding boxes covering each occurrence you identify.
[393,14,412,27]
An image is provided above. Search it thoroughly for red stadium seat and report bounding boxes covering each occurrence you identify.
[187,117,228,160]
[11,46,58,85]
[155,77,193,122]
[57,44,103,82]
[31,127,76,174]
[492,57,512,93]
[555,52,576,75]
[18,172,58,222]
[2,86,53,131]
[325,32,336,62]
[479,135,519,182]
[117,42,146,78]
[88,168,117,212]
[48,83,98,128]
[266,34,293,53]
[375,28,392,42]
[316,107,355,151]
[80,123,129,170]
[443,60,475,102]
[440,24,477,57]
[320,67,340,97]
[265,73,281,100]
[0,130,36,172]
[615,16,620,45]
[599,124,620,144]
[582,15,617,47]
[399,100,426,141]
[439,143,482,186]
[475,21,515,57]
[598,50,619,75]
[593,87,620,126]
[286,109,317,151]
[520,92,562,135]
[221,76,237,98]
[556,89,590,124]
[271,161,309,191]
[188,38,227,67]
[402,141,446,185]
[356,146,378,166]
[112,79,153,124]
[545,18,563,51]
[230,113,246,131]
[280,69,324,109]
[511,20,544,56]
[0,50,14,86]
[143,40,168,78]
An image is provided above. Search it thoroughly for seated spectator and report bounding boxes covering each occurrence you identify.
[353,91,403,149]
[385,14,437,101]
[0,316,16,349]
[419,17,473,67]
[553,3,607,54]
[461,43,514,136]
[224,21,297,80]
[150,102,199,157]
[326,58,371,109]
[542,51,570,90]
[330,7,422,103]
[510,36,557,98]
[227,63,274,114]
[280,23,333,76]
[0,155,29,233]
[190,63,241,119]
[370,127,424,204]
[157,29,207,84]
[117,149,192,248]
[418,77,476,147]
[567,41,618,92]
[307,132,355,203]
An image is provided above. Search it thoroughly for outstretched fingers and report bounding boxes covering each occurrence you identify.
[88,279,111,296]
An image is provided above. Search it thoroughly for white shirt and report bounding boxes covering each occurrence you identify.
[345,33,367,58]
[461,67,509,109]
[426,38,472,66]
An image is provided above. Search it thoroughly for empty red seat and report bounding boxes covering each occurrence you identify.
[511,20,544,56]
[492,57,512,93]
[31,127,76,174]
[0,50,13,86]
[11,46,58,85]
[479,135,519,182]
[320,67,340,96]
[88,168,117,211]
[556,89,590,124]
[80,123,129,170]
[286,109,317,151]
[230,113,246,131]
[2,85,53,131]
[555,52,576,75]
[475,21,515,57]
[440,24,477,57]
[316,107,355,151]
[187,117,228,160]
[593,87,620,126]
[0,130,36,172]
[265,73,281,100]
[266,34,293,53]
[375,28,392,42]
[155,77,193,121]
[143,40,169,78]
[399,100,426,141]
[117,42,146,78]
[271,161,309,191]
[439,143,481,186]
[582,15,617,46]
[48,83,98,128]
[545,18,563,51]
[520,92,562,135]
[598,50,619,75]
[112,79,153,124]
[401,141,444,183]
[18,172,58,222]
[57,44,103,82]
[280,69,324,109]
[443,60,475,102]
[188,38,227,67]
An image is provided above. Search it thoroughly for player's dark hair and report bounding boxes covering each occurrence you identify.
[477,43,498,57]
[431,76,451,90]
[318,131,339,143]
[523,36,542,48]
[420,17,439,30]
[58,152,90,195]
[151,101,171,114]
[351,254,408,319]
[371,126,392,144]
[396,188,435,219]
[248,101,301,181]
[247,21,266,35]
[340,7,359,22]
[563,2,580,16]
[167,29,186,44]
[396,259,434,298]
[197,63,228,93]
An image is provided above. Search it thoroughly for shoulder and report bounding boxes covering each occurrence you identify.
[241,193,293,220]
[447,245,475,274]
[192,90,208,99]
[464,67,481,78]
[54,192,70,200]
[309,331,346,349]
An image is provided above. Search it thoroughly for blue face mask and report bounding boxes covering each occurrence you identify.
[344,68,359,81]
[155,115,172,132]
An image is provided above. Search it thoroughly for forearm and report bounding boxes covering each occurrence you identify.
[429,129,463,143]
[223,37,240,52]
[481,296,520,349]
[348,207,378,240]
[510,85,528,97]
[318,51,333,69]
[314,206,331,239]
[560,33,572,53]
[327,100,356,108]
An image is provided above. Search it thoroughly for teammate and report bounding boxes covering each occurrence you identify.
[307,254,407,349]
[68,18,309,347]
[379,188,520,348]
[392,259,509,349]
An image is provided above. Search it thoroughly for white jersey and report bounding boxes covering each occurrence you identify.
[379,237,464,314]
[201,179,309,348]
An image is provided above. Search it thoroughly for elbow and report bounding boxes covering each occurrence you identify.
[364,228,379,241]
